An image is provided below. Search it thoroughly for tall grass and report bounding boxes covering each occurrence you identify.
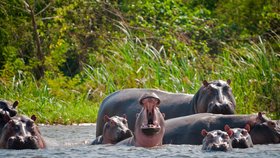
[0,27,279,123]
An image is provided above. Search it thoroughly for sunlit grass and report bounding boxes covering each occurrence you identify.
[0,30,279,123]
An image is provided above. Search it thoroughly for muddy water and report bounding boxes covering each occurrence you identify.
[0,124,279,158]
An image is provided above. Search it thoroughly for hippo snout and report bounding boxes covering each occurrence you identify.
[232,138,250,148]
[208,103,235,114]
[120,130,133,138]
[7,136,40,149]
[211,143,230,151]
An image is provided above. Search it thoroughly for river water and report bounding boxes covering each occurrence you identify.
[0,124,279,158]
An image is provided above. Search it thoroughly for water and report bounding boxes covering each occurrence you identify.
[0,124,279,158]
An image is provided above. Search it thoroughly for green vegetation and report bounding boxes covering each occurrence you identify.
[0,0,279,124]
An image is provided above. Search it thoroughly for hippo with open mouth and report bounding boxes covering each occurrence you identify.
[96,79,236,137]
[0,114,46,149]
[117,92,165,147]
[91,115,133,145]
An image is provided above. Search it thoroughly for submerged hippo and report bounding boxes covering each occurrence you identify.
[96,79,235,136]
[91,115,133,145]
[163,112,280,145]
[0,100,18,134]
[224,124,253,148]
[201,129,233,151]
[0,115,46,149]
[117,93,165,147]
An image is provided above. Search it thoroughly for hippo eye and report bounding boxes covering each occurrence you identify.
[27,121,34,128]
[241,130,248,135]
[110,120,116,126]
[13,125,20,132]
[207,134,214,139]
[122,119,127,125]
[222,134,229,139]
[223,86,230,92]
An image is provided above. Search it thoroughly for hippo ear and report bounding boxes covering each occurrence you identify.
[226,129,233,137]
[136,113,139,118]
[13,101,19,108]
[256,112,266,123]
[245,124,251,132]
[203,80,209,87]
[31,115,37,121]
[224,124,231,132]
[226,79,231,85]
[201,129,208,137]
[103,115,110,122]
[122,114,127,119]
[161,113,165,118]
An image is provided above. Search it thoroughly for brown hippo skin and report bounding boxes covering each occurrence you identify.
[224,124,253,148]
[0,115,46,149]
[163,112,280,145]
[201,129,233,151]
[91,115,133,145]
[96,79,236,136]
[116,93,165,147]
[0,100,18,134]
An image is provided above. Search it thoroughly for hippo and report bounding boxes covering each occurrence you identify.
[0,100,18,134]
[0,100,18,117]
[91,115,133,145]
[224,124,253,148]
[201,129,233,151]
[116,93,165,147]
[0,115,46,149]
[163,112,280,145]
[96,79,235,136]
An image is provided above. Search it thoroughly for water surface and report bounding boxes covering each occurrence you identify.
[0,124,279,158]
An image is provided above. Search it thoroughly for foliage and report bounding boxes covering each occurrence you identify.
[0,0,279,123]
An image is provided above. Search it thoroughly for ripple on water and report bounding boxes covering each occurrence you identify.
[0,125,279,158]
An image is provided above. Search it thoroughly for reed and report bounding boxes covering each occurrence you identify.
[0,31,279,124]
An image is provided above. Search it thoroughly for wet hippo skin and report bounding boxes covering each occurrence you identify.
[0,100,18,135]
[96,79,236,137]
[163,112,280,145]
[201,129,233,151]
[91,115,133,145]
[224,124,253,148]
[116,93,165,147]
[0,115,46,149]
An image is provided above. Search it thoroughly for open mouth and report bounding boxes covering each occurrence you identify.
[140,109,161,136]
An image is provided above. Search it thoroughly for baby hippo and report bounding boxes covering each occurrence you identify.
[201,129,233,152]
[0,115,46,149]
[117,92,165,147]
[92,115,133,145]
[224,124,253,148]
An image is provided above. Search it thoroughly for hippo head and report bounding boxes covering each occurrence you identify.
[0,115,46,149]
[102,115,133,144]
[195,79,236,114]
[224,124,253,148]
[138,92,162,136]
[0,100,18,119]
[249,113,280,144]
[201,129,233,152]
[134,92,165,147]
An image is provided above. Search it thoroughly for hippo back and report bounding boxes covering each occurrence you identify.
[96,88,193,137]
[163,113,278,145]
